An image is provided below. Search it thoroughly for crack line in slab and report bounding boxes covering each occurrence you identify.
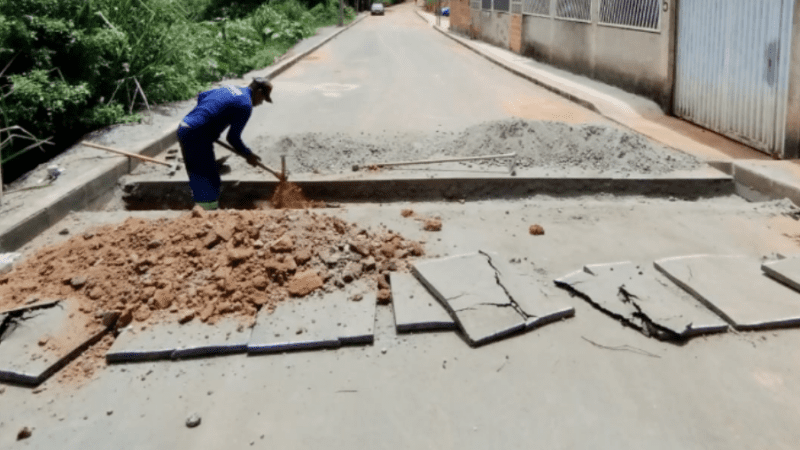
[454,302,516,313]
[554,279,644,333]
[618,286,682,341]
[0,302,64,344]
[480,251,535,319]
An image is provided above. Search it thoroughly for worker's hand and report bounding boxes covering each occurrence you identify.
[245,153,262,167]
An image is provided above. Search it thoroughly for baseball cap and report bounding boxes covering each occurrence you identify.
[253,77,273,103]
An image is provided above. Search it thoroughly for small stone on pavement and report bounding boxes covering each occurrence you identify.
[186,413,202,428]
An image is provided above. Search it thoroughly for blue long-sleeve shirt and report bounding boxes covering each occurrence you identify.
[182,85,253,156]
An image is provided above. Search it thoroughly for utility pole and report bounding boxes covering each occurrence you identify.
[339,0,344,26]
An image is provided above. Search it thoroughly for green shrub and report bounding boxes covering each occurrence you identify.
[0,0,353,176]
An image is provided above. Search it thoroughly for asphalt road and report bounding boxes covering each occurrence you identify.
[242,2,607,141]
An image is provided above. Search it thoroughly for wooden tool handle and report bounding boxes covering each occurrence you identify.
[214,140,284,181]
[82,141,173,167]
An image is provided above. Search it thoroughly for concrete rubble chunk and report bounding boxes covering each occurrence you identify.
[0,299,108,385]
[655,255,800,330]
[105,317,250,363]
[555,262,727,340]
[412,251,573,347]
[390,272,456,332]
[248,284,376,354]
[0,252,21,275]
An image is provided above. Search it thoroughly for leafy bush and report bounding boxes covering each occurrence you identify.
[0,0,352,179]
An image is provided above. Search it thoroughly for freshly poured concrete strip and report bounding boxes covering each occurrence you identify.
[412,252,573,347]
[122,168,734,207]
[106,317,251,363]
[762,256,800,293]
[248,287,376,354]
[655,255,800,330]
[0,300,108,385]
[555,262,727,340]
[390,272,456,332]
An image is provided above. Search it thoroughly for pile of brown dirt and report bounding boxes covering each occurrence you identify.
[0,207,424,330]
[270,180,323,209]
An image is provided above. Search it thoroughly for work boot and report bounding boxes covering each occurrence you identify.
[196,200,219,211]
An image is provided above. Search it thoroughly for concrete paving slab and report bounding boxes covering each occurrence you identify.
[248,285,376,354]
[762,256,800,293]
[328,290,377,345]
[413,252,534,346]
[105,325,179,363]
[390,272,456,332]
[106,317,250,363]
[487,257,575,330]
[556,262,727,340]
[655,255,800,330]
[0,299,107,385]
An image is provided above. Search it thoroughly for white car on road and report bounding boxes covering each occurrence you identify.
[371,2,385,15]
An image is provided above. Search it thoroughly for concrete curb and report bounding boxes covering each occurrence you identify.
[413,9,600,114]
[0,15,368,253]
[121,174,735,209]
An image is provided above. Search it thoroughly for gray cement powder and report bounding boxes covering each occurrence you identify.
[255,119,701,175]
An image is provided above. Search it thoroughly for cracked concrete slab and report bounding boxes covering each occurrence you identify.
[412,252,569,347]
[390,272,456,332]
[0,299,108,385]
[555,262,727,340]
[487,257,575,330]
[248,285,376,354]
[762,256,800,293]
[655,255,800,330]
[106,317,250,363]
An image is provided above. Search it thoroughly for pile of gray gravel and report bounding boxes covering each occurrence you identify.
[440,119,701,174]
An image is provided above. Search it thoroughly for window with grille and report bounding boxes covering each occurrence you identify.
[556,0,591,21]
[523,0,550,15]
[482,0,491,9]
[494,0,511,12]
[600,0,660,30]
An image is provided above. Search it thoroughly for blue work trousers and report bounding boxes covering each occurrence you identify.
[177,125,220,203]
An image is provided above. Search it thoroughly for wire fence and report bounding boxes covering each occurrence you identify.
[556,0,591,21]
[599,0,660,30]
[494,0,511,12]
[522,0,550,15]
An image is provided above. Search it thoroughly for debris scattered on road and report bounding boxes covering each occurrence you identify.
[17,427,32,440]
[529,224,544,235]
[423,219,442,231]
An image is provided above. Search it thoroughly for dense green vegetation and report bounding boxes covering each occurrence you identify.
[0,0,354,182]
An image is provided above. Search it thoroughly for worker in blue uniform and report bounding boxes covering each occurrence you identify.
[177,77,273,210]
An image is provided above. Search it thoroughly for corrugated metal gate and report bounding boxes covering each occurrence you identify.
[674,0,795,156]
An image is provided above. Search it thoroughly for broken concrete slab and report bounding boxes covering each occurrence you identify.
[412,251,572,347]
[655,255,800,330]
[390,272,456,332]
[248,285,376,354]
[762,256,800,293]
[0,299,108,385]
[555,262,727,340]
[487,257,575,330]
[106,317,250,363]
